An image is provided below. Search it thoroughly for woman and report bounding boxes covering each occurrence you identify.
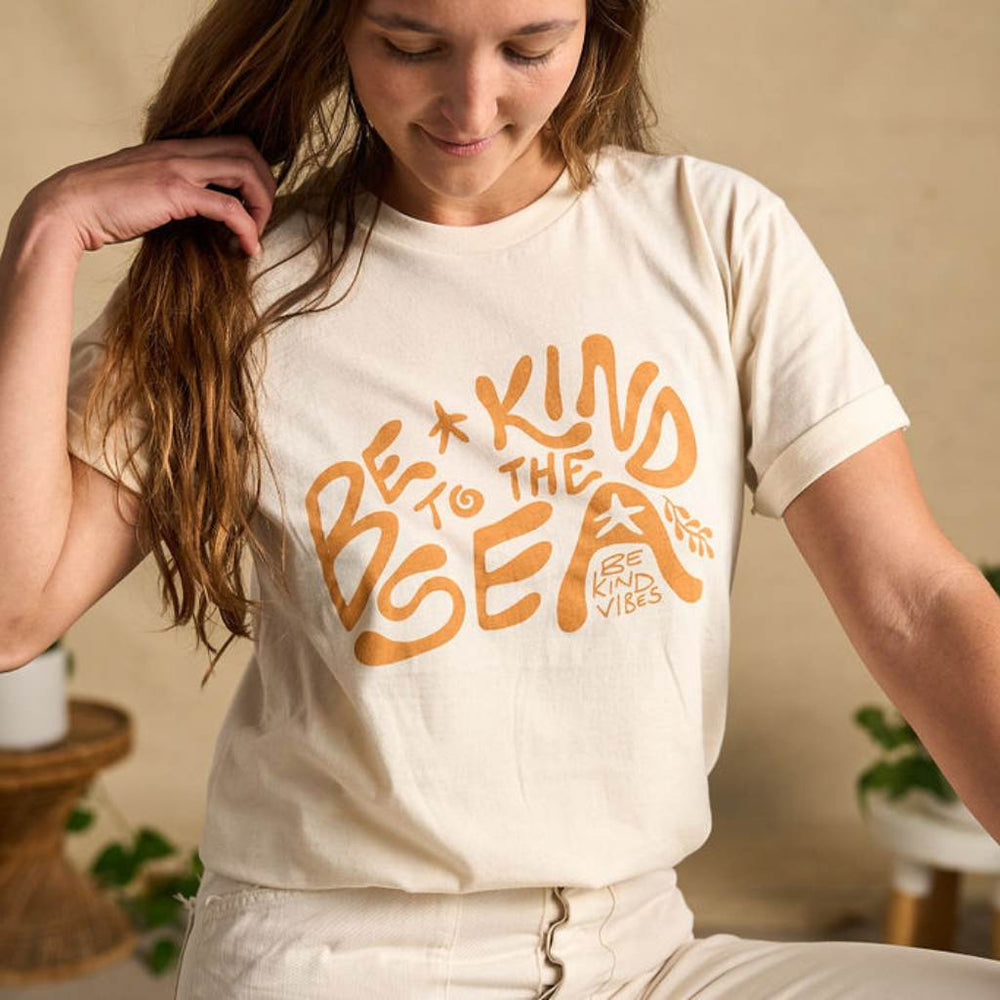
[2,0,998,997]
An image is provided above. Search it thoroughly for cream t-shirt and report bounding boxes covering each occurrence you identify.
[66,144,910,892]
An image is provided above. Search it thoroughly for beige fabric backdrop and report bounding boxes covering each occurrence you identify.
[1,0,996,936]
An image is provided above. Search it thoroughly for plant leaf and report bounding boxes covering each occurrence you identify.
[90,842,138,888]
[145,935,179,975]
[66,807,95,832]
[133,827,177,864]
[852,706,919,750]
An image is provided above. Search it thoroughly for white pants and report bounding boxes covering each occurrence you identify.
[173,865,1000,998]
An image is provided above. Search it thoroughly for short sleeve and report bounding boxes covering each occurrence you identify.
[731,192,911,519]
[66,281,149,497]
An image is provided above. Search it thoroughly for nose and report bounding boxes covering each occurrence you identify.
[434,55,503,142]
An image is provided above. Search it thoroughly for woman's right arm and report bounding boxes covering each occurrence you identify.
[0,137,275,671]
[0,201,96,670]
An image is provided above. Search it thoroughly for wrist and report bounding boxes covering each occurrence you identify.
[4,193,85,271]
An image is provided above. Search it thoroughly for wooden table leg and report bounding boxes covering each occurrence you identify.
[884,858,961,952]
[885,857,933,947]
[885,887,925,946]
[921,868,959,951]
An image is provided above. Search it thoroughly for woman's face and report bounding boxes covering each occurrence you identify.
[343,0,588,225]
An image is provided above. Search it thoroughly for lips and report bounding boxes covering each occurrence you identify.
[427,129,497,145]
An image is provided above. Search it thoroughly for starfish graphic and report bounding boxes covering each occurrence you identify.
[592,492,646,539]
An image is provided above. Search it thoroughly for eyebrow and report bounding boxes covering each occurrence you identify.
[362,12,579,37]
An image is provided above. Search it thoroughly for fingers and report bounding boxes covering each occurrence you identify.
[202,168,272,239]
[156,134,277,240]
[189,185,264,256]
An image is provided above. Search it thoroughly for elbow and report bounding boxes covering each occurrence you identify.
[0,614,43,673]
[0,651,36,673]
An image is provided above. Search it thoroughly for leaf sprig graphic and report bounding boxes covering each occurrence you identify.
[662,497,714,558]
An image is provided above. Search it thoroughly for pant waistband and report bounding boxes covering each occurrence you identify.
[193,864,695,998]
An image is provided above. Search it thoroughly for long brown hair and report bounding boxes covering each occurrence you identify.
[79,0,674,688]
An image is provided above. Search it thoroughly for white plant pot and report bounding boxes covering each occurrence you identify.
[0,646,69,750]
[905,786,982,830]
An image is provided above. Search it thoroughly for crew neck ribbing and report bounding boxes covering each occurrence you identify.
[356,148,604,254]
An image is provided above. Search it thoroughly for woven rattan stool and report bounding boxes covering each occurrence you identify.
[862,788,1000,959]
[0,697,134,986]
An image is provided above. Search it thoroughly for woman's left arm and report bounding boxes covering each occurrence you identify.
[782,428,1000,843]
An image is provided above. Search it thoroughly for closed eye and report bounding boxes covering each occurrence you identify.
[382,39,554,68]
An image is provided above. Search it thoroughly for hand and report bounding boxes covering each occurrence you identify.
[24,134,277,259]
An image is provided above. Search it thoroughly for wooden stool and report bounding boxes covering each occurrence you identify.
[0,698,135,986]
[862,788,1000,958]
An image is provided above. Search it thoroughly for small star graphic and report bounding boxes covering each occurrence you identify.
[592,493,645,539]
[429,400,469,454]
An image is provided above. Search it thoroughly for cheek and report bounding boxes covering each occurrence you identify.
[529,66,579,117]
[524,44,584,113]
[489,63,577,122]
[346,48,413,122]
[373,73,432,125]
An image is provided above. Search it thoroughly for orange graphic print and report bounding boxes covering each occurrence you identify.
[305,333,714,666]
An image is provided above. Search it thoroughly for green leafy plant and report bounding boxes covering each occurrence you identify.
[852,560,999,817]
[66,797,203,976]
[852,703,958,813]
[43,635,202,976]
